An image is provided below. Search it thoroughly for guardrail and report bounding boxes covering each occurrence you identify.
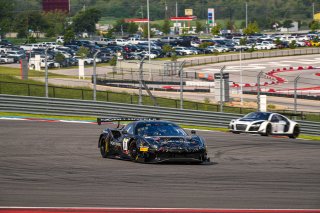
[184,48,320,67]
[0,94,319,136]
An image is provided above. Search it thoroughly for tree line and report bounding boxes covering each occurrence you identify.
[1,0,320,41]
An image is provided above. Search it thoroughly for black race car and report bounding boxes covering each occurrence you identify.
[97,117,210,164]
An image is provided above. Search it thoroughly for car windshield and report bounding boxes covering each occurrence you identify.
[135,122,187,137]
[244,112,271,120]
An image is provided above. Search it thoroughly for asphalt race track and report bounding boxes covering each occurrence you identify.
[0,119,320,209]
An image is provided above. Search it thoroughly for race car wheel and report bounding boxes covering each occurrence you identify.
[289,125,300,139]
[100,135,110,158]
[262,124,272,137]
[128,141,138,161]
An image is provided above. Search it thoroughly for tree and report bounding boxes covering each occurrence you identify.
[162,44,173,56]
[55,52,66,64]
[226,20,235,32]
[76,46,90,58]
[72,8,101,34]
[109,56,117,66]
[243,21,260,35]
[113,19,129,34]
[309,21,320,32]
[282,20,294,31]
[162,19,171,35]
[211,23,222,35]
[104,28,114,39]
[43,10,68,37]
[127,22,138,34]
[289,40,297,49]
[195,21,203,34]
[142,24,154,38]
[64,28,75,44]
[239,38,247,45]
[13,12,48,39]
[0,0,14,36]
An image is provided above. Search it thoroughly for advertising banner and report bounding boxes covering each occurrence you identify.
[185,9,193,16]
[208,8,215,26]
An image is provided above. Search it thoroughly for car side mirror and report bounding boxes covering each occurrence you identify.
[191,130,196,135]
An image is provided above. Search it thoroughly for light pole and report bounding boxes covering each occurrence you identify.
[179,61,186,109]
[139,56,147,105]
[257,71,264,112]
[312,2,315,18]
[294,74,301,114]
[245,2,248,28]
[176,1,178,34]
[147,0,152,80]
[44,47,49,98]
[93,50,100,101]
[240,48,243,105]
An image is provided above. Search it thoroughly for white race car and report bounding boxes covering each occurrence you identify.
[229,112,300,138]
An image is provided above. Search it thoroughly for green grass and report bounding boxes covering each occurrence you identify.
[1,66,320,122]
[0,112,96,121]
[0,66,75,79]
[98,17,119,25]
[5,37,56,45]
[1,111,319,141]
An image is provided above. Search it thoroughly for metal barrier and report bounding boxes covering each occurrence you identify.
[0,94,319,136]
[184,48,320,67]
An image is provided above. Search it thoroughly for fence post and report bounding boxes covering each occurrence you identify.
[257,71,264,112]
[294,74,301,114]
[179,61,186,109]
[219,66,226,112]
[93,50,100,101]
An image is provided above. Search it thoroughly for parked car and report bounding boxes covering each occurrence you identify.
[29,58,60,69]
[97,52,112,63]
[6,50,26,63]
[0,55,14,64]
[174,47,194,55]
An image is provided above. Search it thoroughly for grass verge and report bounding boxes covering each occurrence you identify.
[0,112,319,141]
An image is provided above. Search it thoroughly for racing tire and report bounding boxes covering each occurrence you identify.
[261,124,272,137]
[289,125,300,139]
[128,141,138,162]
[99,135,111,158]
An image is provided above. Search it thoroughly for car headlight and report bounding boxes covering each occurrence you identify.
[251,122,263,127]
[251,123,261,127]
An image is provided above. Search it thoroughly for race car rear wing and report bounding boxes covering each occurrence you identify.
[97,117,159,126]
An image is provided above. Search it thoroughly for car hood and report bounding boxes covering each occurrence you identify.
[238,118,266,123]
[145,136,205,152]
